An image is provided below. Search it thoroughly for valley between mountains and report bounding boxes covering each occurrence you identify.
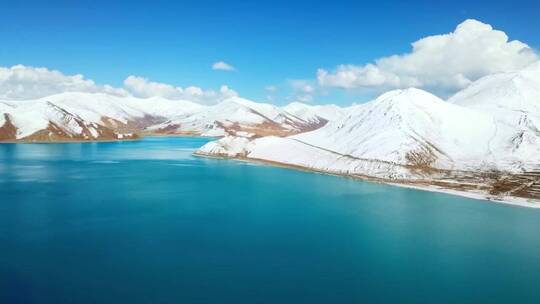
[2,62,540,206]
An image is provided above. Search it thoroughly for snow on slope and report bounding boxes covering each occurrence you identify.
[295,88,540,170]
[0,92,204,141]
[149,99,268,136]
[148,97,325,137]
[449,61,540,132]
[231,97,300,125]
[0,92,338,141]
[199,88,540,175]
[282,102,344,123]
[0,99,136,141]
[43,92,203,124]
[198,135,413,179]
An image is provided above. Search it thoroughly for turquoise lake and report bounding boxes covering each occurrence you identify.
[1,137,540,303]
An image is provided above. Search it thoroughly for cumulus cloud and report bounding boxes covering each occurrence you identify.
[124,75,238,104]
[0,65,239,104]
[212,61,236,71]
[0,65,128,100]
[218,85,239,99]
[317,19,539,95]
[123,76,184,99]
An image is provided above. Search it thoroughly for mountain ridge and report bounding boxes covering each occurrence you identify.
[0,92,342,142]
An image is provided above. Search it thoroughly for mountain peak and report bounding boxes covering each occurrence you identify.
[371,88,446,113]
[448,61,540,126]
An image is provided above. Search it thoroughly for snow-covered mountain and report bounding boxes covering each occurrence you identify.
[282,102,345,124]
[0,92,339,142]
[201,88,539,170]
[298,89,540,170]
[148,97,325,137]
[0,98,137,141]
[198,68,540,204]
[449,61,540,133]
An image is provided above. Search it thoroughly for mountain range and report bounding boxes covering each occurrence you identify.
[0,93,342,142]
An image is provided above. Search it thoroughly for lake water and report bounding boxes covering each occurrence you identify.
[1,137,540,303]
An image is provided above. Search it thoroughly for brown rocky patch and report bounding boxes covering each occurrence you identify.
[405,145,440,175]
[21,120,137,143]
[150,123,183,135]
[0,114,17,141]
[489,170,540,199]
[218,121,304,138]
[101,115,166,133]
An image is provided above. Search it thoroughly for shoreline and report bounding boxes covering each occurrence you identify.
[194,151,540,209]
[0,133,221,144]
[3,135,538,209]
[138,132,222,139]
[0,137,142,144]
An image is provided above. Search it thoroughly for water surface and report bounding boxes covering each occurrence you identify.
[1,137,540,303]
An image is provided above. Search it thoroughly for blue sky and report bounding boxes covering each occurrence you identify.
[0,0,539,105]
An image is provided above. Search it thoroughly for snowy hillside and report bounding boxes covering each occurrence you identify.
[449,61,540,132]
[46,92,203,124]
[0,92,339,142]
[148,97,328,137]
[201,88,540,171]
[282,102,344,124]
[0,99,137,141]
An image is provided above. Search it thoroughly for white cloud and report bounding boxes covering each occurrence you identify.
[123,75,238,104]
[289,80,315,94]
[212,61,236,71]
[288,80,316,103]
[0,65,239,105]
[317,19,539,95]
[0,65,128,100]
[123,76,184,99]
[219,85,239,99]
